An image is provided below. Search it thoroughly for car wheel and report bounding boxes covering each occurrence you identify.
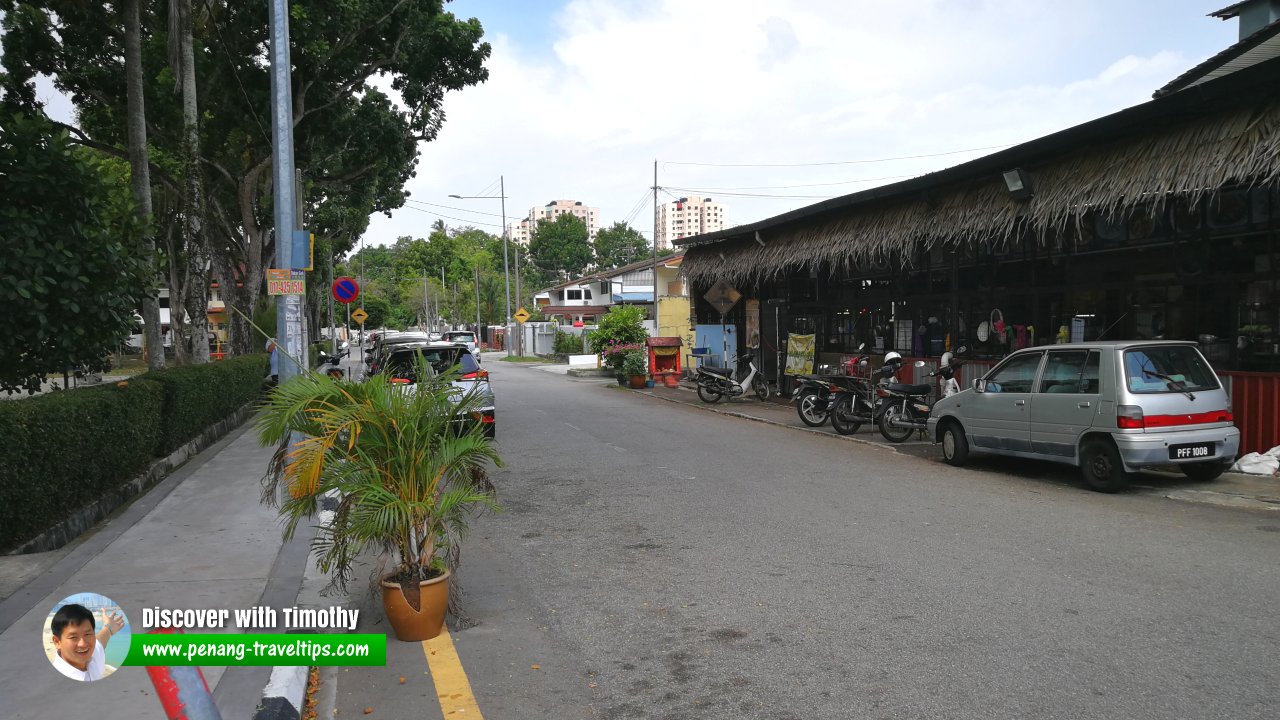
[1079,439,1129,493]
[941,421,969,466]
[1180,461,1226,483]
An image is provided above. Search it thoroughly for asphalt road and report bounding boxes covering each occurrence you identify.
[341,358,1280,720]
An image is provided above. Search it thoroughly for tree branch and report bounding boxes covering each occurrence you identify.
[54,121,183,196]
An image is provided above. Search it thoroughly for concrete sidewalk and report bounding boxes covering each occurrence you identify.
[0,416,306,720]
[508,360,1280,512]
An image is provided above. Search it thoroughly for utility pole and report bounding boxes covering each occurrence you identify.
[500,176,511,356]
[474,265,482,338]
[269,0,302,384]
[652,159,659,332]
[328,243,336,353]
[441,266,447,327]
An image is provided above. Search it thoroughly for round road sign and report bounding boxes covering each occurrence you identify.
[332,277,360,304]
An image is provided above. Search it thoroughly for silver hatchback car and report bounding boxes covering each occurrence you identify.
[928,341,1239,492]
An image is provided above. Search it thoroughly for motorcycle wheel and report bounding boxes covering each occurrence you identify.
[877,404,915,443]
[753,375,770,401]
[829,395,863,436]
[697,383,723,403]
[796,393,828,427]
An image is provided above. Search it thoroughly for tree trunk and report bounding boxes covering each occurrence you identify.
[174,0,211,363]
[124,0,165,371]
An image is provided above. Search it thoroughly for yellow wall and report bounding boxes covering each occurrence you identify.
[656,296,696,376]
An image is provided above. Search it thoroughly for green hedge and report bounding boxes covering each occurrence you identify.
[0,354,268,551]
[141,355,268,453]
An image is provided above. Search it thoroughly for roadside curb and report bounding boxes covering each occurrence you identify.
[627,384,899,454]
[252,665,309,720]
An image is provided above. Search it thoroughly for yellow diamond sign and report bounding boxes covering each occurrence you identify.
[513,307,531,323]
[351,308,369,325]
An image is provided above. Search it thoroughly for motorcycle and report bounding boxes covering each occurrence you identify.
[317,342,351,380]
[875,349,967,443]
[829,362,899,435]
[793,347,872,427]
[695,349,769,403]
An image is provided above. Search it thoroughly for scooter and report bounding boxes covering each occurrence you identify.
[875,349,967,443]
[317,342,350,380]
[695,348,769,403]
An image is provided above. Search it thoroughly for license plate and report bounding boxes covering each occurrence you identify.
[1169,443,1213,460]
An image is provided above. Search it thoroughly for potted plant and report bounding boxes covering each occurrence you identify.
[256,355,501,641]
[622,350,648,388]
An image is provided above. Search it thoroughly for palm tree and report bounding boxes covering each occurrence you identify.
[256,355,501,637]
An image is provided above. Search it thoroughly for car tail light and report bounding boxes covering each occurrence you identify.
[1117,405,1144,429]
[471,411,495,424]
[390,377,412,385]
[1142,410,1234,428]
[461,369,489,380]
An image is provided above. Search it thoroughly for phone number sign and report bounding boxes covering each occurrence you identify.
[267,269,306,296]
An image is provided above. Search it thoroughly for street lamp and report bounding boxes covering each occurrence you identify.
[450,176,514,357]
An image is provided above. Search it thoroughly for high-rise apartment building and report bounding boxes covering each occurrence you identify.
[508,199,601,245]
[656,196,725,250]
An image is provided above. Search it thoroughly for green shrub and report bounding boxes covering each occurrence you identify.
[0,355,270,551]
[621,350,648,376]
[0,379,165,550]
[589,306,648,370]
[554,330,583,355]
[141,355,268,453]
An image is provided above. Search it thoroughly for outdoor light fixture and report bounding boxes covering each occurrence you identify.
[1002,168,1033,201]
[754,231,766,248]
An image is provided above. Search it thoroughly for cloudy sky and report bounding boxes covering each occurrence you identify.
[27,1,1244,248]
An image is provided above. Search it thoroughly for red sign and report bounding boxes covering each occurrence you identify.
[331,277,360,304]
[573,320,584,328]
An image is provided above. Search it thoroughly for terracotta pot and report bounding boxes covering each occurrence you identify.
[628,375,646,388]
[381,570,451,641]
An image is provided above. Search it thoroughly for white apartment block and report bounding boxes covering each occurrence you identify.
[656,196,725,250]
[508,199,601,245]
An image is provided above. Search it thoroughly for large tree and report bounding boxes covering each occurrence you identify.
[529,213,593,281]
[0,116,150,393]
[1,0,491,354]
[593,221,650,269]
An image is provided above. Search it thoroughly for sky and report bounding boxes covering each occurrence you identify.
[26,1,1245,249]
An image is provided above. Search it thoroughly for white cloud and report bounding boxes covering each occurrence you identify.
[365,1,1234,245]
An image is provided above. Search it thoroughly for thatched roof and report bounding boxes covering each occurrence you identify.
[681,56,1280,287]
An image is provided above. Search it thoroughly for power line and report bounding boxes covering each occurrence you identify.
[664,186,837,200]
[404,198,506,218]
[662,143,1013,168]
[397,204,504,228]
[665,188,834,198]
[665,173,919,192]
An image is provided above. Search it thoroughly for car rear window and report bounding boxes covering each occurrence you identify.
[445,332,475,343]
[384,347,466,381]
[1124,346,1219,393]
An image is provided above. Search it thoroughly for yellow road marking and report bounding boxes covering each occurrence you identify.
[422,628,484,718]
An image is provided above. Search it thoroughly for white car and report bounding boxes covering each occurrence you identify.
[441,331,481,359]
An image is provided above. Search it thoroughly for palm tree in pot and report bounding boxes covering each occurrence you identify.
[257,354,501,640]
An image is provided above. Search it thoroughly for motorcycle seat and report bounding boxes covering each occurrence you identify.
[700,364,732,377]
[887,383,931,396]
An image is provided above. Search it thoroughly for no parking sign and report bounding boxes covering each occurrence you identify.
[331,277,360,304]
